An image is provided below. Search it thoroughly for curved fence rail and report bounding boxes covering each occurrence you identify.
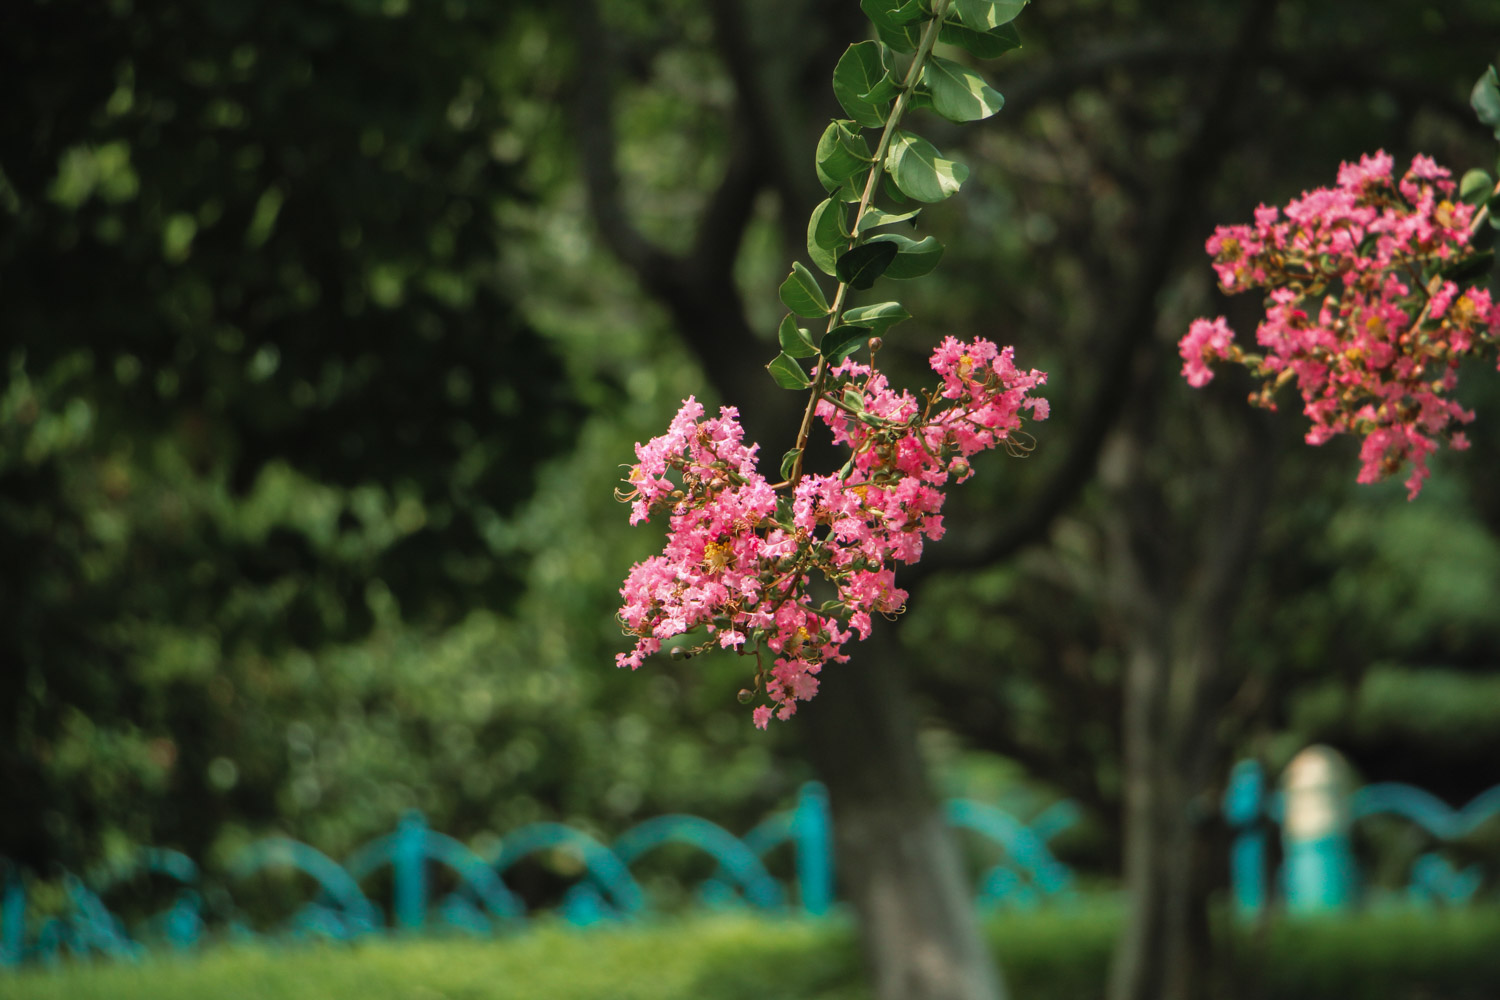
[0,782,1076,969]
[1224,753,1500,916]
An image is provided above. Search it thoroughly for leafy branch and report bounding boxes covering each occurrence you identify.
[768,0,1027,487]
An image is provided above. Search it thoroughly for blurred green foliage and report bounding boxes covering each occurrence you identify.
[7,905,1500,1000]
[4,0,1500,942]
[0,0,798,883]
[880,1,1500,856]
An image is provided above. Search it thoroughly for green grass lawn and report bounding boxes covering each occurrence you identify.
[3,913,868,1000]
[4,903,1497,1000]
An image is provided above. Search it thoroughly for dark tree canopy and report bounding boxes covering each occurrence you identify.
[1,0,581,867]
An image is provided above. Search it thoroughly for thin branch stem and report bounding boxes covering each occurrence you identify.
[786,0,951,490]
[1469,176,1500,235]
[1389,184,1500,349]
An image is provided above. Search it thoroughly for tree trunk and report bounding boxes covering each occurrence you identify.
[1103,403,1272,1000]
[1108,640,1218,1000]
[568,3,1008,993]
[803,637,1006,1000]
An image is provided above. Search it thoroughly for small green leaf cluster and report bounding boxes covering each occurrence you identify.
[1459,63,1500,258]
[1471,63,1500,142]
[766,0,1027,482]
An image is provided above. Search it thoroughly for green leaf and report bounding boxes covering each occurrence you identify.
[861,0,925,32]
[882,172,910,205]
[779,448,803,481]
[807,198,845,276]
[888,0,925,23]
[767,352,813,389]
[874,20,921,53]
[1473,217,1496,248]
[840,300,911,336]
[836,121,873,160]
[866,41,901,102]
[954,0,1027,31]
[779,261,831,317]
[778,314,819,358]
[856,206,921,234]
[774,495,795,527]
[886,130,968,203]
[939,19,1022,59]
[861,68,900,106]
[861,0,923,53]
[867,233,944,278]
[816,120,871,202]
[1439,247,1495,282]
[1471,65,1500,140]
[923,54,1004,122]
[821,324,879,363]
[859,0,897,28]
[1460,169,1494,208]
[836,241,899,290]
[834,42,894,129]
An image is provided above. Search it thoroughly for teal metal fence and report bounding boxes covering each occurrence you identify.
[11,753,1493,968]
[0,782,1077,969]
[1225,750,1500,916]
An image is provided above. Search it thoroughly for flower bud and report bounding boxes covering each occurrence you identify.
[736,688,755,704]
[670,645,692,660]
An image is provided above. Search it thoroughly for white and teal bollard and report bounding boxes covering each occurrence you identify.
[1281,745,1358,914]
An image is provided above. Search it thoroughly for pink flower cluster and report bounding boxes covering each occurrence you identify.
[1180,151,1500,498]
[617,337,1047,727]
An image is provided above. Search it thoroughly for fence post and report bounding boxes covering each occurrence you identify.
[1281,745,1357,914]
[392,811,428,933]
[1223,759,1268,918]
[2,866,23,968]
[794,782,834,916]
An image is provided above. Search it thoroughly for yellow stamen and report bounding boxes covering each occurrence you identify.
[703,541,734,572]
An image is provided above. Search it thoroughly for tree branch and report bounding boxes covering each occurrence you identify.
[907,5,1277,587]
[568,0,677,287]
[567,0,798,445]
[692,118,765,274]
[705,0,819,237]
[999,35,1476,129]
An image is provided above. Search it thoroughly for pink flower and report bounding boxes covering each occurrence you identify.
[1178,316,1235,387]
[1336,149,1394,193]
[1182,151,1495,499]
[616,335,1049,723]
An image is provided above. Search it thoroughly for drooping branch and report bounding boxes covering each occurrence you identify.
[786,2,953,489]
[567,0,794,443]
[906,2,1278,586]
[568,0,677,285]
[998,35,1476,128]
[692,119,766,276]
[996,35,1211,119]
[703,0,834,241]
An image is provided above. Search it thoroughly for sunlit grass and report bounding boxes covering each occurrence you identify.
[2,914,865,1000]
[5,902,1499,1000]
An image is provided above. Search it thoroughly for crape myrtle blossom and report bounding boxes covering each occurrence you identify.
[617,337,1047,727]
[1179,151,1500,498]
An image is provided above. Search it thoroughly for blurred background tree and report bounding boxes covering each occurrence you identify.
[5,1,1500,999]
[1,0,788,875]
[0,0,560,866]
